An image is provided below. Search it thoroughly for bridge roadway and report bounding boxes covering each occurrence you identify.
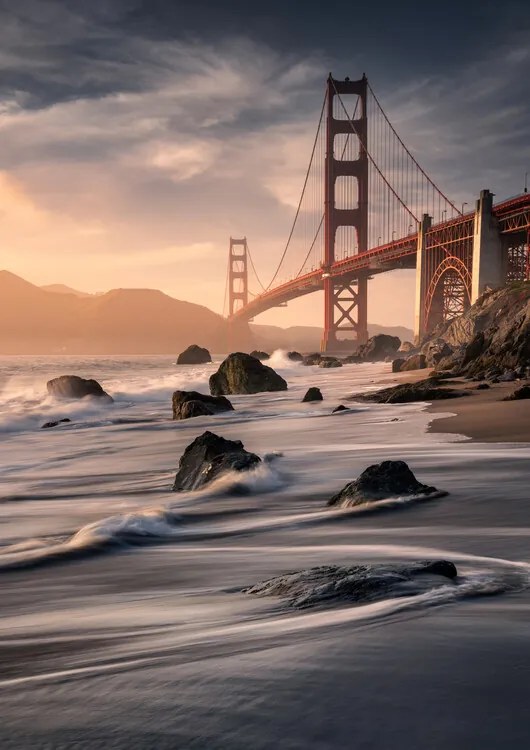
[228,193,530,323]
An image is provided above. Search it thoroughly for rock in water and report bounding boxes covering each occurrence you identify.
[287,351,303,361]
[332,404,348,413]
[350,377,468,404]
[327,460,444,508]
[302,387,323,402]
[209,352,287,396]
[47,375,113,402]
[319,357,342,368]
[302,353,323,366]
[249,350,270,361]
[41,418,71,429]
[172,390,233,420]
[244,559,457,609]
[503,383,530,401]
[357,334,401,362]
[176,345,212,365]
[172,431,261,491]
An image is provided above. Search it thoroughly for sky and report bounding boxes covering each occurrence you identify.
[0,0,528,329]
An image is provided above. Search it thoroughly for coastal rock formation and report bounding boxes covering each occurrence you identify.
[245,559,457,609]
[250,350,270,361]
[399,341,416,353]
[503,383,530,401]
[392,358,405,373]
[302,353,323,366]
[302,387,323,402]
[172,431,261,491]
[357,334,401,362]
[209,353,287,396]
[342,353,362,364]
[176,345,212,365]
[421,338,453,367]
[319,357,342,368]
[350,377,468,404]
[41,418,71,429]
[287,351,303,362]
[172,390,234,420]
[332,404,348,413]
[424,282,530,376]
[327,459,444,508]
[47,375,113,402]
[399,353,427,371]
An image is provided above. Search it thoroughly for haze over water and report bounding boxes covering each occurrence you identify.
[1,353,529,748]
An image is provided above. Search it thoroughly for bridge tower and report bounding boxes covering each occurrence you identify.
[228,237,248,316]
[321,74,369,352]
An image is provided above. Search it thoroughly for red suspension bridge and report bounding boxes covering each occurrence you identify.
[225,74,530,350]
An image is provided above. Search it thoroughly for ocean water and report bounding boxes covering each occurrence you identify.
[1,352,529,749]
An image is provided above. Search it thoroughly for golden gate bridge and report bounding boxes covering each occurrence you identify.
[225,74,530,351]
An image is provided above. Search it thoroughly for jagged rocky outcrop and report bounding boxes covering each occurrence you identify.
[41,418,71,429]
[424,282,530,376]
[172,431,261,491]
[176,345,212,365]
[244,559,457,609]
[327,460,445,508]
[47,375,113,402]
[350,377,468,404]
[421,338,453,367]
[302,387,323,402]
[396,353,427,372]
[287,351,303,362]
[357,334,401,362]
[250,350,270,361]
[172,390,233,420]
[209,353,287,395]
[399,341,416,353]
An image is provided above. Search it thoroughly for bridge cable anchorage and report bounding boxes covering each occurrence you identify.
[331,80,420,225]
[261,87,328,290]
[295,97,360,277]
[366,82,462,216]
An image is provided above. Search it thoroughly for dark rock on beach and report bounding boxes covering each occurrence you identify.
[287,351,303,361]
[350,377,468,404]
[319,357,342,368]
[302,353,323,366]
[41,418,71,429]
[250,350,270,361]
[209,352,287,396]
[327,459,445,508]
[503,383,530,401]
[172,390,233,420]
[357,334,401,362]
[244,559,457,609]
[398,353,427,371]
[176,345,212,365]
[332,404,349,413]
[47,375,113,402]
[391,358,406,373]
[302,387,323,402]
[172,431,261,491]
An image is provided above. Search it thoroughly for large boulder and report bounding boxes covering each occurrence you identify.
[421,338,453,368]
[328,460,444,508]
[287,351,303,362]
[302,353,323,366]
[357,334,401,362]
[392,358,406,373]
[399,341,416,353]
[319,357,342,368]
[250,350,270,361]
[350,377,468,404]
[47,375,113,402]
[176,345,212,365]
[172,431,261,491]
[209,352,287,395]
[399,353,427,371]
[244,559,457,609]
[172,390,234,420]
[503,383,530,401]
[302,387,323,402]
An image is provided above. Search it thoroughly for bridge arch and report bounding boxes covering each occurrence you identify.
[424,255,471,332]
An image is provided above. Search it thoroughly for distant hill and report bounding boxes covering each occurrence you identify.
[251,322,414,352]
[40,283,94,298]
[0,271,251,354]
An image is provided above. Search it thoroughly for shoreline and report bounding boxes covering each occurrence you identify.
[381,367,530,443]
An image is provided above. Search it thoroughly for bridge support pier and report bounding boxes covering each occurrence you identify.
[413,214,431,343]
[322,276,368,352]
[471,189,504,302]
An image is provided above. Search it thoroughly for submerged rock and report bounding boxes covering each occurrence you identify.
[172,430,261,491]
[47,375,113,402]
[250,350,270,361]
[327,460,444,508]
[172,390,233,420]
[244,559,457,609]
[319,357,342,368]
[287,351,303,362]
[176,345,212,365]
[41,418,71,429]
[332,405,349,413]
[302,387,323,402]
[350,377,468,404]
[503,383,530,401]
[209,352,287,396]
